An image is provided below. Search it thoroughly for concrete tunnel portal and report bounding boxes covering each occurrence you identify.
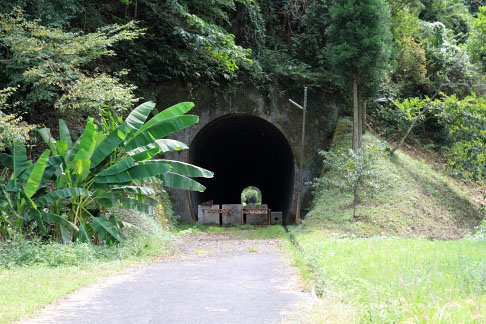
[188,114,295,224]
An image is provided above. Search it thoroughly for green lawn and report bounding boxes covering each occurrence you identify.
[0,261,132,324]
[288,231,486,323]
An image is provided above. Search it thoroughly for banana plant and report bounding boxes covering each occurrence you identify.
[37,101,213,244]
[0,145,80,242]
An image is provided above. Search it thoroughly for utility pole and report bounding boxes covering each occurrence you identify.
[288,87,307,225]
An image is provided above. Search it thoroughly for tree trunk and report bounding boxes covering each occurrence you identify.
[362,101,367,135]
[358,92,363,149]
[353,179,360,218]
[353,73,359,152]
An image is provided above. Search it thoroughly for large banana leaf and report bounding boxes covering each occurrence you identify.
[160,172,206,192]
[110,185,156,195]
[37,128,58,155]
[60,225,72,244]
[77,223,91,242]
[124,115,199,151]
[42,212,77,243]
[91,181,133,191]
[24,150,50,199]
[36,187,91,207]
[96,157,136,177]
[40,156,63,187]
[123,193,158,208]
[55,139,69,157]
[127,139,188,162]
[157,160,213,178]
[90,123,130,168]
[93,161,171,184]
[12,144,28,188]
[118,198,154,214]
[90,102,156,168]
[20,191,46,234]
[72,119,97,180]
[65,137,81,168]
[91,216,123,242]
[58,119,73,148]
[137,102,194,134]
[0,153,12,168]
[125,101,155,131]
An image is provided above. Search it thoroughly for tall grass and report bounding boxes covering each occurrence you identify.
[0,212,174,324]
[291,231,486,323]
[306,118,480,239]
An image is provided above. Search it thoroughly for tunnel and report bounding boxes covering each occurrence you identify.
[188,114,295,223]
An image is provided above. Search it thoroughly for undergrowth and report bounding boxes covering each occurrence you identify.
[305,118,481,239]
[288,231,486,324]
[288,118,486,323]
[0,230,173,268]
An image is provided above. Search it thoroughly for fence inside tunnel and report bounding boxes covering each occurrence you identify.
[188,114,295,224]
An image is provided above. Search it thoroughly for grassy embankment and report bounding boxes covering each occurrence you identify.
[0,213,173,324]
[288,118,486,323]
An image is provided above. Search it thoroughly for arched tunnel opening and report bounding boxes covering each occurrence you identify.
[189,114,295,224]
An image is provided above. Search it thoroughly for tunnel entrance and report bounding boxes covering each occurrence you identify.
[189,114,295,224]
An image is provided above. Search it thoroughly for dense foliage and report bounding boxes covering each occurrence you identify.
[1,0,486,243]
[0,101,213,244]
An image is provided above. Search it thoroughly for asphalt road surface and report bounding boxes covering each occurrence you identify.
[23,233,309,324]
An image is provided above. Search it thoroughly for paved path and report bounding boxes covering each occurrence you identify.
[23,233,309,324]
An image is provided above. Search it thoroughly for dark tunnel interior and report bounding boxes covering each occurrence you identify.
[189,114,295,223]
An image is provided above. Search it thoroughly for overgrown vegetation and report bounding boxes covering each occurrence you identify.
[1,1,486,322]
[306,118,480,238]
[288,235,486,324]
[0,218,173,324]
[0,101,212,244]
[287,118,486,323]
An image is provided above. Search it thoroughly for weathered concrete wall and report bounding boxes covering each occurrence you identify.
[156,82,340,224]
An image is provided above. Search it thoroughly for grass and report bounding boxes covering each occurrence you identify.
[305,118,481,239]
[0,261,132,324]
[176,223,287,239]
[288,232,486,323]
[0,228,174,324]
[286,118,486,323]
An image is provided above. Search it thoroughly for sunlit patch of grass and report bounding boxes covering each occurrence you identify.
[0,230,173,324]
[305,118,480,239]
[0,261,135,324]
[205,226,226,233]
[189,224,286,239]
[225,225,286,239]
[289,230,486,323]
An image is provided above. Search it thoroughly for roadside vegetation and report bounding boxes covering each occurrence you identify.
[0,213,173,324]
[289,236,486,324]
[288,119,486,323]
[306,119,481,238]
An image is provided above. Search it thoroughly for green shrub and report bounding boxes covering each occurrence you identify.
[0,229,173,268]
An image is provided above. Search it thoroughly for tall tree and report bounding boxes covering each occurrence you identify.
[326,0,391,151]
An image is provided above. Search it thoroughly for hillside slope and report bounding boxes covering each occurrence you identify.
[304,118,482,239]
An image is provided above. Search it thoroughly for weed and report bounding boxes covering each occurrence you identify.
[290,232,486,323]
